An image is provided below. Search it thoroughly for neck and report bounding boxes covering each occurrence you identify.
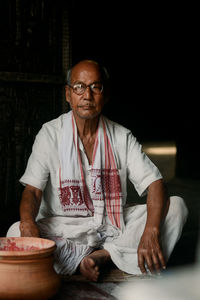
[73,114,100,140]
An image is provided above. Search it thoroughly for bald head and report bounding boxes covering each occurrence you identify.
[66,60,109,87]
[72,60,100,73]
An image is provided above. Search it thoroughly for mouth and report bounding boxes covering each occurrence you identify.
[79,105,94,110]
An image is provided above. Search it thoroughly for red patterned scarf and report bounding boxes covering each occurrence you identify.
[58,111,124,229]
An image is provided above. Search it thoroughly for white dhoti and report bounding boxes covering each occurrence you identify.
[7,195,188,275]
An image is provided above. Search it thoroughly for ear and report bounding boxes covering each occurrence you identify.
[65,85,71,104]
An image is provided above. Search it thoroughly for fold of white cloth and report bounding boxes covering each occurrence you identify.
[7,196,188,275]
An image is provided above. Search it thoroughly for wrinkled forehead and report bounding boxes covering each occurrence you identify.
[71,61,102,83]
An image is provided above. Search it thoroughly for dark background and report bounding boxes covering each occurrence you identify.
[69,2,198,181]
[0,1,199,263]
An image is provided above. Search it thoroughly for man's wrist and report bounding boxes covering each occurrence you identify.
[20,218,36,224]
[144,225,160,235]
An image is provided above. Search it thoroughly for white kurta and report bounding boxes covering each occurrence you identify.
[19,112,163,220]
[7,112,188,275]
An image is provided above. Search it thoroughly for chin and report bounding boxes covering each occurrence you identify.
[77,110,101,120]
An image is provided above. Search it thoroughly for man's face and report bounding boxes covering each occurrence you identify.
[66,62,107,121]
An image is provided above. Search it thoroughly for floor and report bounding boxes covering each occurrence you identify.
[50,141,200,300]
[51,271,154,300]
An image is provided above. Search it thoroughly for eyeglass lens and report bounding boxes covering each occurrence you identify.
[71,82,103,95]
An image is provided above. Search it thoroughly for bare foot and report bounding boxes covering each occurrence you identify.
[79,249,111,282]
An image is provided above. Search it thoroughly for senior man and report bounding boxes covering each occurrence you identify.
[7,60,188,282]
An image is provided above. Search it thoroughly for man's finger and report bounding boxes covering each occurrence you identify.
[152,252,162,273]
[145,254,155,274]
[158,251,166,270]
[138,254,147,274]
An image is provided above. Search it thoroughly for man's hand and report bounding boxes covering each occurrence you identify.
[19,184,42,237]
[138,179,169,274]
[137,227,166,274]
[20,220,40,237]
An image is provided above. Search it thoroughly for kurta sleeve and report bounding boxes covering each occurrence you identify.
[127,132,162,196]
[20,126,50,191]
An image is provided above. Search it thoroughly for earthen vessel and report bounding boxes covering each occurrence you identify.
[0,237,60,300]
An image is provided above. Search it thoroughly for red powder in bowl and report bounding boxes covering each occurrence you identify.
[0,239,39,251]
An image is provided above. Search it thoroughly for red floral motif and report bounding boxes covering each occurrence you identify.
[69,186,83,205]
[60,186,70,206]
[92,174,102,195]
[60,185,84,207]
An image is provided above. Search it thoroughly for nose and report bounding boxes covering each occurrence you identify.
[83,86,93,100]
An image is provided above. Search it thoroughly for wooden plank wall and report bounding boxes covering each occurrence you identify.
[0,0,71,235]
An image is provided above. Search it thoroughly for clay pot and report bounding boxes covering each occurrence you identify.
[0,237,61,300]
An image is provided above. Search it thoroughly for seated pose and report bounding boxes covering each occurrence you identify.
[7,60,188,281]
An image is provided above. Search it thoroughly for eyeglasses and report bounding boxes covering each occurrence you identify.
[68,82,103,95]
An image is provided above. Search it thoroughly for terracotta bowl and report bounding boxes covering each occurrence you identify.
[0,237,60,300]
